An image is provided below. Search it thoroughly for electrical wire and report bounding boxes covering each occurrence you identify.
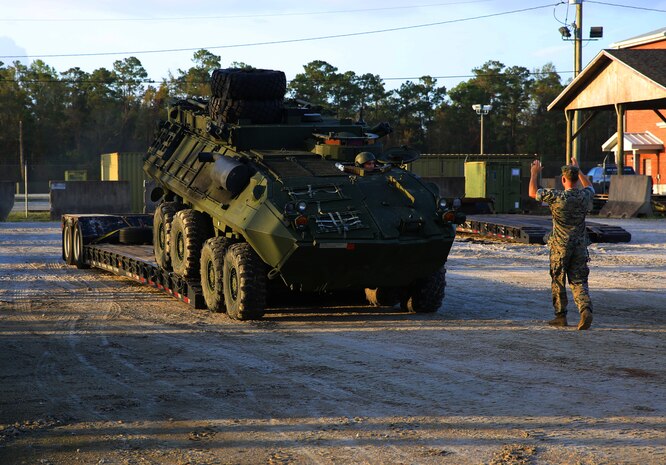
[0,69,575,85]
[0,3,558,59]
[585,1,666,13]
[1,0,497,22]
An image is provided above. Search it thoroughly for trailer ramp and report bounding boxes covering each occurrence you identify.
[458,215,631,244]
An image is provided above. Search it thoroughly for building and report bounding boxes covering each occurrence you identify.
[549,28,666,194]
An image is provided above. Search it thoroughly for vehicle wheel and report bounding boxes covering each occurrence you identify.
[72,222,90,269]
[364,287,399,307]
[153,201,181,270]
[209,97,283,124]
[210,68,286,100]
[400,266,446,313]
[200,237,230,313]
[223,243,266,320]
[62,222,75,265]
[119,227,152,245]
[170,209,213,281]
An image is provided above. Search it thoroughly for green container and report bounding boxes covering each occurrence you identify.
[101,152,146,213]
[465,161,523,213]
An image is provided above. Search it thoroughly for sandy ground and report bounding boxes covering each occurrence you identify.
[0,219,664,465]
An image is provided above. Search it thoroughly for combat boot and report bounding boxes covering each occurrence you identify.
[577,310,593,330]
[547,315,568,327]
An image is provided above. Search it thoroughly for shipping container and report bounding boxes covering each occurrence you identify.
[100,152,147,213]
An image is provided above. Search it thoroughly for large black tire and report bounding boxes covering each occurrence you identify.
[62,222,74,265]
[200,237,230,313]
[400,267,446,313]
[169,209,213,281]
[119,227,152,245]
[365,287,399,307]
[223,243,266,320]
[209,97,283,124]
[72,222,90,269]
[210,68,286,100]
[153,202,181,270]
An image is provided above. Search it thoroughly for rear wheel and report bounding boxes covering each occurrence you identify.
[200,237,230,313]
[72,222,90,269]
[62,222,74,265]
[400,267,446,313]
[170,209,213,281]
[223,243,266,320]
[153,202,181,270]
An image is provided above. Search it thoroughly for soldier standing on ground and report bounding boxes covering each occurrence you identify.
[529,157,595,330]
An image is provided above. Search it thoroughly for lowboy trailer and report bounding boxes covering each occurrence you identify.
[61,213,206,309]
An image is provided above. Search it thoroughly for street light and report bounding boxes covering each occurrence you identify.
[472,104,492,154]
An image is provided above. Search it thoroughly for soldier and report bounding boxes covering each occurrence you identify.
[355,152,377,172]
[529,157,595,330]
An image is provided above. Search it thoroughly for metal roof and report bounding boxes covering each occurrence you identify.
[601,131,664,152]
[610,28,666,49]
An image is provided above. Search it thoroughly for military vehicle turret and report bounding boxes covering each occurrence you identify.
[144,68,465,320]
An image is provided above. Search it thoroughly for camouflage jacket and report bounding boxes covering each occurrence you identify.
[536,186,595,248]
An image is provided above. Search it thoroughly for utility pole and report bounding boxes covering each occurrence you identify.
[572,0,583,165]
[19,120,27,218]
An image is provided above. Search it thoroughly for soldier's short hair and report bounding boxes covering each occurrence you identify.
[561,165,579,181]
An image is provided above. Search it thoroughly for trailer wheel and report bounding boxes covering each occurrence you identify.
[170,209,213,281]
[200,237,230,313]
[153,202,181,270]
[119,227,152,245]
[73,222,90,269]
[62,222,75,265]
[223,243,266,320]
[400,266,446,313]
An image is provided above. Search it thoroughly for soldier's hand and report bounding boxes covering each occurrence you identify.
[571,156,579,167]
[530,160,542,175]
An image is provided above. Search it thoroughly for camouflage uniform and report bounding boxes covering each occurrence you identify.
[535,185,595,318]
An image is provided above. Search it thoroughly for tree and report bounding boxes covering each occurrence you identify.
[392,76,446,149]
[170,49,222,98]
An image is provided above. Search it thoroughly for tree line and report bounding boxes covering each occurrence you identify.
[0,48,614,182]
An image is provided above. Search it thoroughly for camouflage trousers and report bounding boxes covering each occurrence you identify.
[549,244,593,316]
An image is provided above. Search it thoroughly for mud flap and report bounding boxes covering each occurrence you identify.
[599,175,653,218]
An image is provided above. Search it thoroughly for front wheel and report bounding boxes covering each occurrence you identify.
[223,243,266,320]
[400,266,446,313]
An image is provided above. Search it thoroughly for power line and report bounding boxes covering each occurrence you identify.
[1,0,497,22]
[0,3,558,60]
[586,1,666,13]
[0,69,575,85]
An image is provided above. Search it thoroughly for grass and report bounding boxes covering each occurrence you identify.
[4,211,53,222]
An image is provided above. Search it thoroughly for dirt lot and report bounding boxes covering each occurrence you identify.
[0,219,664,465]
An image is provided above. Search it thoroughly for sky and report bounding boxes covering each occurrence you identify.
[1,0,666,92]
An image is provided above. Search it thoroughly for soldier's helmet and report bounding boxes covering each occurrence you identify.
[355,151,376,167]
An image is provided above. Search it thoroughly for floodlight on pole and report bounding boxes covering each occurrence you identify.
[472,104,492,155]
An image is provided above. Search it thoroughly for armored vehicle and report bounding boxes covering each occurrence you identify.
[144,68,465,320]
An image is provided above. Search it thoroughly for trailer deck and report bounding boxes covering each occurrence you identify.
[458,214,631,244]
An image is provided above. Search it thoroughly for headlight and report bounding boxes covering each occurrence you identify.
[438,198,447,210]
[284,203,295,215]
[452,198,462,209]
[297,201,307,212]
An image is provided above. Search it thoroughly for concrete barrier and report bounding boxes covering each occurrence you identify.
[0,182,15,221]
[599,175,653,218]
[50,181,131,220]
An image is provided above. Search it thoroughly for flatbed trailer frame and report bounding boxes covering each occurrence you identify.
[61,213,206,309]
[458,214,631,244]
